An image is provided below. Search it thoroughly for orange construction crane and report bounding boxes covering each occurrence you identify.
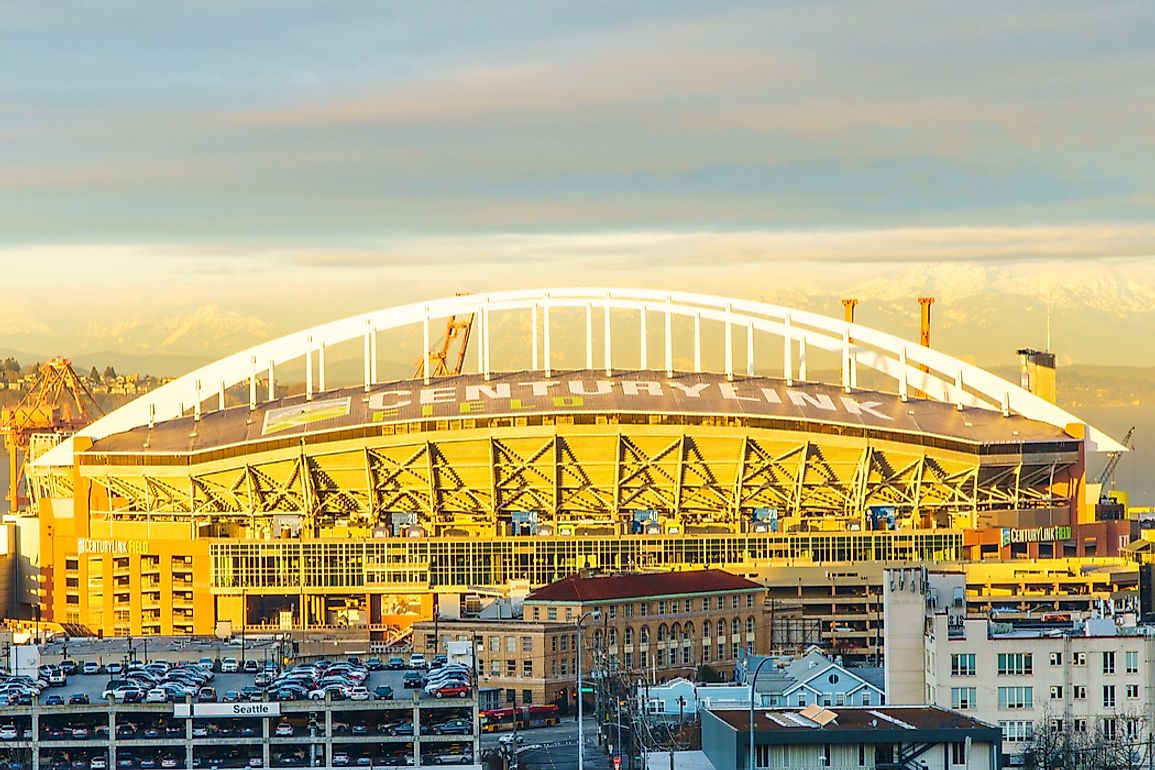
[1,358,102,511]
[414,313,475,379]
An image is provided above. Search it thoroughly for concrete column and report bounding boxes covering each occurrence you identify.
[30,706,39,770]
[412,699,423,767]
[261,716,271,769]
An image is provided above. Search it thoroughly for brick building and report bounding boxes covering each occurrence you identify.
[415,569,769,711]
[523,569,769,681]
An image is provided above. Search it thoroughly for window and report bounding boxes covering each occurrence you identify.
[731,595,739,609]
[624,628,634,645]
[491,661,500,676]
[625,604,633,618]
[999,721,1034,742]
[951,654,976,676]
[746,594,755,608]
[1049,651,1063,666]
[608,606,617,620]
[716,619,726,638]
[1126,719,1140,740]
[1102,718,1117,740]
[522,661,532,677]
[560,636,569,652]
[951,687,976,710]
[490,636,500,652]
[1103,685,1116,708]
[1049,685,1063,700]
[522,689,533,705]
[716,597,724,611]
[532,607,540,621]
[997,686,1033,710]
[521,636,532,653]
[1074,685,1086,700]
[506,637,516,653]
[796,693,807,706]
[1127,684,1139,699]
[951,742,967,766]
[560,659,567,676]
[505,660,516,677]
[1103,651,1116,675]
[1073,651,1086,666]
[1126,650,1139,674]
[639,603,648,617]
[860,692,871,706]
[547,607,557,621]
[608,629,617,646]
[640,627,650,644]
[658,600,666,614]
[731,619,740,636]
[997,652,1032,676]
[624,652,633,669]
[746,617,755,635]
[1073,719,1087,734]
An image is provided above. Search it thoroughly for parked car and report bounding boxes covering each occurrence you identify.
[81,662,101,675]
[372,685,394,701]
[347,687,370,701]
[386,657,405,670]
[274,722,294,737]
[43,694,65,705]
[0,725,17,740]
[407,654,427,670]
[220,658,239,674]
[242,660,259,673]
[431,683,470,699]
[364,657,383,671]
[68,692,90,705]
[431,719,473,735]
[402,672,423,689]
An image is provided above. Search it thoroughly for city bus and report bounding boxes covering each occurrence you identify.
[481,705,561,732]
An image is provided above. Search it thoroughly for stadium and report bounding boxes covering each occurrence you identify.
[28,288,1128,643]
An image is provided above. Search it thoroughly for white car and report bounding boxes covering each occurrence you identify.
[274,723,294,737]
[220,658,239,674]
[145,688,169,703]
[90,758,108,770]
[347,687,370,701]
[0,724,16,740]
[407,654,427,669]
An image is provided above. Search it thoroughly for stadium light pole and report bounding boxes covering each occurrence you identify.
[748,656,774,770]
[577,610,601,770]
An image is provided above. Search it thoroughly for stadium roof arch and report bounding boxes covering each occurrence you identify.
[36,287,1125,468]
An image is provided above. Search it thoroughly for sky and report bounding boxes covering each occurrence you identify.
[2,0,1155,366]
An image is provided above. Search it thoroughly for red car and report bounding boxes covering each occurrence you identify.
[432,683,469,699]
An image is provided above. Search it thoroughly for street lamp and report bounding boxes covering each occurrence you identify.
[576,610,601,770]
[748,656,774,770]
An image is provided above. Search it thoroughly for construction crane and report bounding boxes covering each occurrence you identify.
[413,312,475,379]
[1095,426,1135,501]
[0,358,102,512]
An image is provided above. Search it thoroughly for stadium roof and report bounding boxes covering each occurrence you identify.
[81,369,1073,458]
[524,569,764,603]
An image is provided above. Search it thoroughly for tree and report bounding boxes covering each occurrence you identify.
[1024,716,1147,770]
[103,365,117,381]
[88,367,100,383]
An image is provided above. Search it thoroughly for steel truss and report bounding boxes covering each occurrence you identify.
[84,425,1072,533]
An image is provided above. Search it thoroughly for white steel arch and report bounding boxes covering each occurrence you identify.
[36,287,1125,467]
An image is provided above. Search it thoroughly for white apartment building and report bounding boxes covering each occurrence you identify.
[923,614,1155,763]
[883,567,1155,766]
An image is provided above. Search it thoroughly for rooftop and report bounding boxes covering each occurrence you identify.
[525,569,763,603]
[80,369,1073,459]
[710,705,998,735]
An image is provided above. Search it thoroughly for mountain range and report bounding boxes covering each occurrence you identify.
[2,265,1153,370]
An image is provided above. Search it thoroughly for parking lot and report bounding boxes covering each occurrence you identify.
[0,657,480,770]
